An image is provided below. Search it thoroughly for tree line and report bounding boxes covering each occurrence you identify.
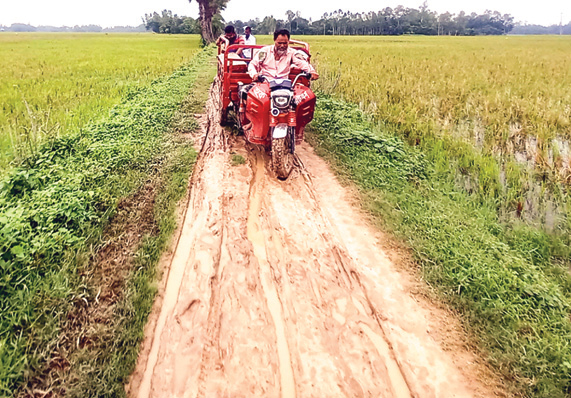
[511,23,571,35]
[0,24,145,33]
[145,3,519,36]
[233,6,515,36]
[4,5,568,37]
[143,10,205,34]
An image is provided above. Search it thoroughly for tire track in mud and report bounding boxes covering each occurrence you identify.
[129,81,492,398]
[253,152,413,398]
[247,149,296,398]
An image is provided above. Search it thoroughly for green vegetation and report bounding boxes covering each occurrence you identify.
[310,35,571,231]
[308,95,571,397]
[230,8,517,36]
[311,36,571,146]
[2,32,570,398]
[231,153,246,166]
[62,57,215,398]
[0,45,215,396]
[0,33,202,168]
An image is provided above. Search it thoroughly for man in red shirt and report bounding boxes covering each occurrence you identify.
[215,25,246,56]
[248,29,319,82]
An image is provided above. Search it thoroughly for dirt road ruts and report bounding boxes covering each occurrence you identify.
[127,80,496,398]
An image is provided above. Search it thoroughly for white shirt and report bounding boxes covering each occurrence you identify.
[243,34,256,58]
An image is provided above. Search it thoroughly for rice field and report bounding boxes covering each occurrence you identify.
[309,35,571,147]
[0,33,202,168]
[304,35,571,231]
[2,32,571,396]
[0,40,213,396]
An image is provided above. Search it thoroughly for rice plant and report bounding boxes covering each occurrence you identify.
[0,33,202,169]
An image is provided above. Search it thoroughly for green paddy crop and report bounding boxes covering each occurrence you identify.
[0,42,214,396]
[0,33,201,169]
[308,35,571,232]
[310,35,571,147]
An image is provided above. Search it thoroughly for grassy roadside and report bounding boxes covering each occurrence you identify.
[62,51,216,398]
[307,95,571,398]
[0,46,215,396]
[309,36,571,239]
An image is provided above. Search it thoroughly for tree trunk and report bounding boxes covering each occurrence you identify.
[198,0,216,43]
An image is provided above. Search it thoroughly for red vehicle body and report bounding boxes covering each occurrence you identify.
[217,39,316,178]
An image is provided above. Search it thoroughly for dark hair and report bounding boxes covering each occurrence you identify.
[273,29,290,40]
[224,25,235,34]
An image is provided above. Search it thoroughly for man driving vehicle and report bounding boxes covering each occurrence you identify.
[248,29,319,82]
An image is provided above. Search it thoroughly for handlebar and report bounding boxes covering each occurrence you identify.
[292,72,313,86]
[255,72,311,85]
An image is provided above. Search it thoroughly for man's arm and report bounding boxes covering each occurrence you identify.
[292,52,319,80]
[248,49,261,80]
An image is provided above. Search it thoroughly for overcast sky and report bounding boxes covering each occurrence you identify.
[0,0,568,28]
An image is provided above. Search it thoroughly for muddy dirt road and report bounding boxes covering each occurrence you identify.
[127,81,495,398]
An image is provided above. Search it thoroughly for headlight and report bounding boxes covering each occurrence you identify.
[273,96,290,108]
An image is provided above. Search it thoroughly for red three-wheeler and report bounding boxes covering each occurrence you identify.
[216,38,317,179]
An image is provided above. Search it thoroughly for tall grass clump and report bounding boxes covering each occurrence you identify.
[308,95,571,397]
[0,33,201,169]
[0,46,214,396]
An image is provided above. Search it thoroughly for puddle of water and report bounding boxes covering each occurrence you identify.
[450,121,570,231]
[554,135,571,173]
[450,118,485,150]
[513,135,538,168]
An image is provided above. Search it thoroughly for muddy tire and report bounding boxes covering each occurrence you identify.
[272,134,293,180]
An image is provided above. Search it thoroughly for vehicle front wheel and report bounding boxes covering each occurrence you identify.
[271,131,294,180]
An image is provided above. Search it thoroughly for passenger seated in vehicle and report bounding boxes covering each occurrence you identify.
[242,26,256,59]
[215,25,246,57]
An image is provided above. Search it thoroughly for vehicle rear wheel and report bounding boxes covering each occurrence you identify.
[220,107,228,126]
[271,130,294,180]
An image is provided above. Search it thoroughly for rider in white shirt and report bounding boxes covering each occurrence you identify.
[243,26,256,59]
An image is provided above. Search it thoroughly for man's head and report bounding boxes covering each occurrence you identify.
[224,25,237,42]
[273,29,290,56]
[244,26,252,37]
